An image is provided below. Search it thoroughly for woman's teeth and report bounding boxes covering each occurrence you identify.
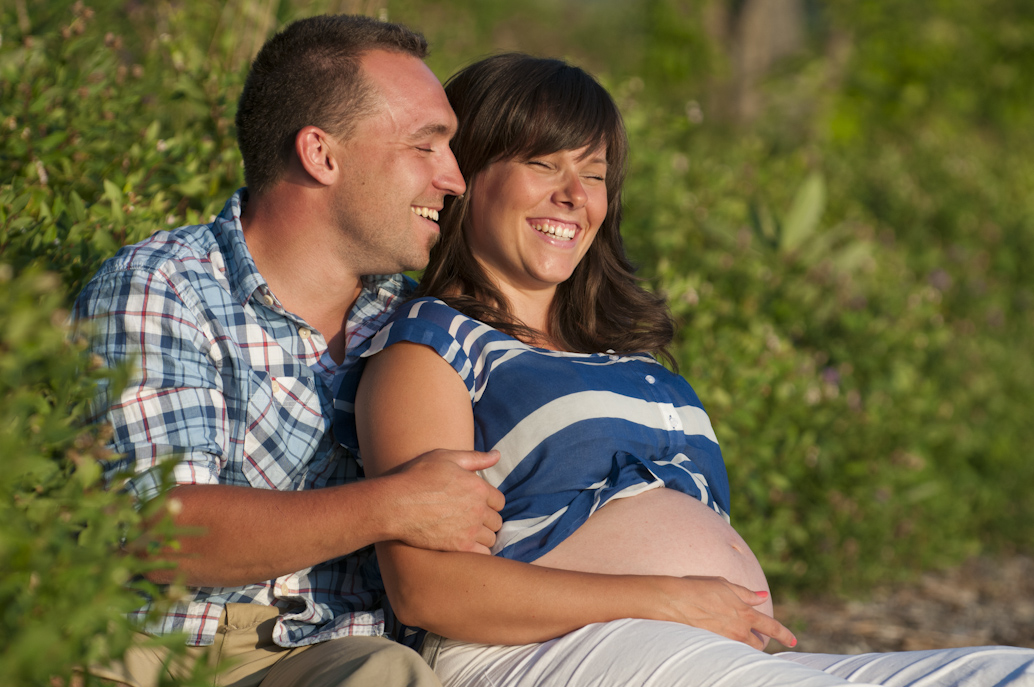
[412,207,439,221]
[531,222,576,240]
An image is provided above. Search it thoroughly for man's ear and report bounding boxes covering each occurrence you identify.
[294,126,340,186]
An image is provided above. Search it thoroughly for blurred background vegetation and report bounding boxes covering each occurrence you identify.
[2,0,1033,682]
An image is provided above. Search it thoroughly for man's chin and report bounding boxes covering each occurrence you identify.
[411,234,439,269]
[399,253,432,276]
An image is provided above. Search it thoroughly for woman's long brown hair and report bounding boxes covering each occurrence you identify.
[418,53,676,367]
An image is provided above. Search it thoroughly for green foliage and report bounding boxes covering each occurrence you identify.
[616,0,1034,592]
[828,0,1034,135]
[0,265,205,685]
[0,4,234,682]
[2,1,1033,681]
[0,0,244,298]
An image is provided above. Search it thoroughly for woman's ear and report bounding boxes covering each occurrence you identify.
[294,125,340,187]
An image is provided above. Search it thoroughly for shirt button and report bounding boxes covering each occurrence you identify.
[263,293,274,307]
[299,327,311,339]
[645,375,656,384]
[270,379,280,394]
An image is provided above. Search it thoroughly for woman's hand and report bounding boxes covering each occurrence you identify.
[651,575,796,650]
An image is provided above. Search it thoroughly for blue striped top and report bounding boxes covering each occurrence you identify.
[335,297,731,563]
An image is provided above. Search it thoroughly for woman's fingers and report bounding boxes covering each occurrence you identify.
[727,583,796,648]
[744,590,769,605]
[663,576,796,650]
[751,609,797,648]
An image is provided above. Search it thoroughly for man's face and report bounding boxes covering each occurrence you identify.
[329,50,465,275]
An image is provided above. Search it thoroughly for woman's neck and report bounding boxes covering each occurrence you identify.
[498,284,558,347]
[438,278,563,350]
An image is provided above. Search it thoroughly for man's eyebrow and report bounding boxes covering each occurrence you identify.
[408,123,453,140]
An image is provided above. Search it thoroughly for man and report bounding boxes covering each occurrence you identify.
[75,15,502,687]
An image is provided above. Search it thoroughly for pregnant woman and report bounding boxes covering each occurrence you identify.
[339,53,1034,686]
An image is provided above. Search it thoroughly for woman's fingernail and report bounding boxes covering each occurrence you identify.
[755,590,769,598]
[791,636,798,648]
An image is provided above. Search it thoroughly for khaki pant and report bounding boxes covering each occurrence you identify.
[89,604,441,687]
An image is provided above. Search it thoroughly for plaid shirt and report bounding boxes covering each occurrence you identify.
[73,189,414,647]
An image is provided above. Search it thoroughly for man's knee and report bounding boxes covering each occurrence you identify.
[339,637,439,686]
[265,636,441,687]
[84,638,206,687]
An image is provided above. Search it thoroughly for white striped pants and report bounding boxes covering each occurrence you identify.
[427,619,1034,687]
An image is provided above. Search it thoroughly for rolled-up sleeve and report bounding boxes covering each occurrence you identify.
[74,266,228,502]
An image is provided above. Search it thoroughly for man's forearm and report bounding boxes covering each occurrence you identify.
[147,449,503,587]
[148,480,403,586]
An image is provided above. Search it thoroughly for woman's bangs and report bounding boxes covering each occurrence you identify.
[506,73,616,163]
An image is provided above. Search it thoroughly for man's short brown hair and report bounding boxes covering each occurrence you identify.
[235,14,428,196]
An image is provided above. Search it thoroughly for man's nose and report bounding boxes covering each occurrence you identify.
[435,147,466,197]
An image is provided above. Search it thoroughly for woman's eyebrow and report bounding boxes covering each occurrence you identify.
[577,149,608,165]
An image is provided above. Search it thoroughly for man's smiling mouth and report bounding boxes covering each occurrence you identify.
[411,206,439,221]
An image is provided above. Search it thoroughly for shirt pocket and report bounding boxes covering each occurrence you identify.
[242,373,326,491]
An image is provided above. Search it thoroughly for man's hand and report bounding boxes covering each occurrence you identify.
[651,576,796,650]
[384,448,505,554]
[144,451,503,588]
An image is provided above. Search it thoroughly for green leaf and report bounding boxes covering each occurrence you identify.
[37,130,68,153]
[831,241,875,275]
[8,217,36,231]
[68,191,87,223]
[781,172,826,253]
[8,192,32,218]
[103,179,125,223]
[102,179,124,207]
[748,200,779,249]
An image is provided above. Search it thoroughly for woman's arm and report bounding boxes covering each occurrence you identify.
[356,342,795,649]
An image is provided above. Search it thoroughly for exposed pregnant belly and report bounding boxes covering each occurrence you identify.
[531,487,773,617]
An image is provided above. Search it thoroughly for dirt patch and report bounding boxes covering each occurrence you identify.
[772,555,1034,654]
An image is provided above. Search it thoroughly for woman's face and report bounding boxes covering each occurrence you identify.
[465,145,608,300]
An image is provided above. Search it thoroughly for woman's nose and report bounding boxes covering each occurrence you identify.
[553,172,587,208]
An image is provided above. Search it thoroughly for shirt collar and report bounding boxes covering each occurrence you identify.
[214,188,415,324]
[212,189,270,307]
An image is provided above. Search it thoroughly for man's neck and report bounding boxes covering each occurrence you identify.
[240,188,362,363]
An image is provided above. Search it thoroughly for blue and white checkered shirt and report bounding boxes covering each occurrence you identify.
[73,189,413,647]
